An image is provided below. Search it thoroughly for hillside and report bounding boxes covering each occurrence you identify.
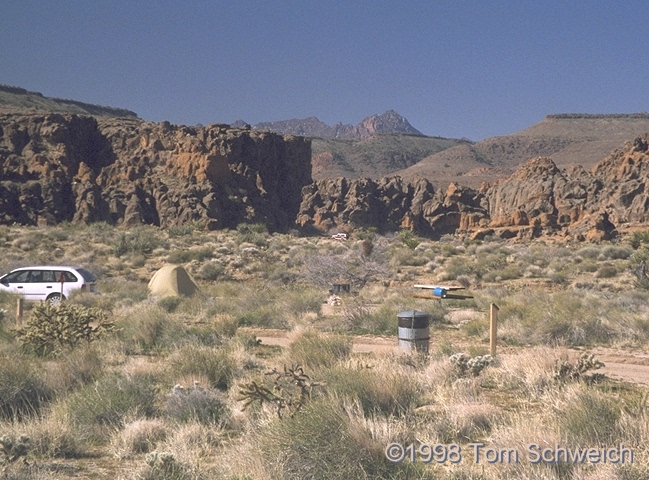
[395,114,649,188]
[311,134,469,179]
[0,84,138,118]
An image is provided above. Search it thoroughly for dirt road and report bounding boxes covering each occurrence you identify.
[239,328,649,387]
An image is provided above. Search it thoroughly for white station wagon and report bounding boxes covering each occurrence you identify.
[0,266,97,304]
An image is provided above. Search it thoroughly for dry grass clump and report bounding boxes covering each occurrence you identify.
[286,330,352,370]
[109,419,168,459]
[63,372,159,431]
[1,409,87,459]
[0,355,52,420]
[252,397,432,480]
[324,360,423,416]
[167,344,238,391]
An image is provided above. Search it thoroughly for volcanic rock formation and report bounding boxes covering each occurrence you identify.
[0,113,312,230]
[297,134,649,241]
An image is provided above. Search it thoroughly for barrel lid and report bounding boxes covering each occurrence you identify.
[397,310,429,318]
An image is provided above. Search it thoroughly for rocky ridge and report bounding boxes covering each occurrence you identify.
[0,113,311,230]
[297,135,649,241]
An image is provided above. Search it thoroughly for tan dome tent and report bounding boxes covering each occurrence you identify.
[148,265,200,297]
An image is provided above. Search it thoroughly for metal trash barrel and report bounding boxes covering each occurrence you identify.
[397,310,430,353]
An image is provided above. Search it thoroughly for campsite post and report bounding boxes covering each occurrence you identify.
[58,271,65,300]
[490,303,499,357]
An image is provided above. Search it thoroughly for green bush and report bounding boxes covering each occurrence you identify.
[15,304,114,356]
[288,332,352,370]
[65,373,159,428]
[258,398,431,480]
[112,227,165,257]
[168,345,236,390]
[195,262,225,281]
[116,305,184,354]
[595,265,618,278]
[0,356,52,420]
[397,229,420,249]
[167,247,213,264]
[324,366,420,416]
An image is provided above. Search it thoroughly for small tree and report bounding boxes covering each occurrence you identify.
[300,237,391,289]
[15,304,114,356]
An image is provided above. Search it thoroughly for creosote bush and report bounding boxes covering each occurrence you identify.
[15,304,114,356]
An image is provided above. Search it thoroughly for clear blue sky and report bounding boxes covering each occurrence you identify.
[1,1,647,141]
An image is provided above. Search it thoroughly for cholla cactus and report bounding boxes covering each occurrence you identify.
[237,364,324,419]
[14,303,114,356]
[553,353,605,382]
[449,353,493,377]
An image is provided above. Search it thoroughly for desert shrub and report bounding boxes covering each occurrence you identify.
[601,245,632,259]
[168,345,236,390]
[110,419,168,459]
[576,245,601,259]
[167,247,213,264]
[15,304,114,356]
[141,451,194,480]
[165,385,229,425]
[195,261,224,281]
[287,332,352,370]
[2,411,86,459]
[552,353,605,383]
[578,260,599,273]
[441,256,478,280]
[257,398,429,480]
[0,356,52,420]
[595,264,618,278]
[157,296,183,313]
[65,373,159,428]
[342,301,395,334]
[167,222,204,238]
[557,385,622,445]
[391,247,428,266]
[397,229,420,249]
[324,366,420,416]
[46,344,104,393]
[112,227,165,257]
[236,223,268,247]
[116,305,185,354]
[630,230,649,249]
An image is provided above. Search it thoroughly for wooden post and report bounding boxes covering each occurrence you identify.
[490,303,499,357]
[16,297,23,321]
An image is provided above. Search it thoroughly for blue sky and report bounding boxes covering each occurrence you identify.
[1,1,647,140]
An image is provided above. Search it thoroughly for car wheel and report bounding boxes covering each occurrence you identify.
[46,293,65,306]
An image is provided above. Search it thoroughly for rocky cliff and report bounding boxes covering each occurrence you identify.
[0,113,312,230]
[297,135,649,241]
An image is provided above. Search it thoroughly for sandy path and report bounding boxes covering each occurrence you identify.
[240,327,649,387]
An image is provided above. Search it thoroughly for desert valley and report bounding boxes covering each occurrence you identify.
[1,85,649,479]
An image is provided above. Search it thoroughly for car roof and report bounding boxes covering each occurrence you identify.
[10,266,83,271]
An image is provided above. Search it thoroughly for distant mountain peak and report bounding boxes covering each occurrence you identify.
[246,110,424,139]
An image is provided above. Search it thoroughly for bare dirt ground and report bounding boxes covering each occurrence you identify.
[239,327,649,387]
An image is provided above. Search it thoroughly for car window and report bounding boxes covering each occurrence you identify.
[28,271,44,283]
[42,270,56,282]
[76,268,96,282]
[3,271,29,283]
[54,271,78,282]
